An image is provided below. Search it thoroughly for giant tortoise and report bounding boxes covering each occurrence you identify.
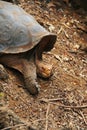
[0,1,57,95]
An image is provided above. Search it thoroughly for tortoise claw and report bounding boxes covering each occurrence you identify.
[24,78,40,95]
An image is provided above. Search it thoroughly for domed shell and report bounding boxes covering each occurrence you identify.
[0,1,56,54]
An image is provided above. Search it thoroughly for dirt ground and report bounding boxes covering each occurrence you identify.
[0,0,87,130]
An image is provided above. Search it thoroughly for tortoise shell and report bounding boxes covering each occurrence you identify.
[0,1,56,54]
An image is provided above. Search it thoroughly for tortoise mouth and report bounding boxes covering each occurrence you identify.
[36,34,57,59]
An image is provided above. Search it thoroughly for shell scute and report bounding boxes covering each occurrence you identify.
[0,1,56,54]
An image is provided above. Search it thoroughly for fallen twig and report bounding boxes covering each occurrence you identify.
[63,29,69,39]
[50,102,87,109]
[57,26,63,35]
[75,23,87,33]
[40,98,63,103]
[1,124,28,130]
[79,110,87,125]
[43,52,63,62]
[40,98,87,109]
[33,118,46,123]
[61,23,72,29]
[45,103,50,130]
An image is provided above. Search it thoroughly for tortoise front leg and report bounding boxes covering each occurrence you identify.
[22,59,40,95]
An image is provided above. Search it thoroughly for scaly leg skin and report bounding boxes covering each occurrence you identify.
[0,55,39,95]
[22,59,40,95]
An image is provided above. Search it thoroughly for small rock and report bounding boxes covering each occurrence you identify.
[73,44,81,50]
